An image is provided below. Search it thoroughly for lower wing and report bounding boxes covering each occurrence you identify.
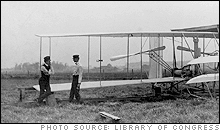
[187,56,219,65]
[33,77,184,92]
[186,73,219,84]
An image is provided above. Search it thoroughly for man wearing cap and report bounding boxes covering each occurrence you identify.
[69,54,83,103]
[37,56,54,104]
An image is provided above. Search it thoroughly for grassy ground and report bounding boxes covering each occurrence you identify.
[1,78,219,123]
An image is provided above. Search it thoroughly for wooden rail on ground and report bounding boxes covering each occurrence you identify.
[16,85,57,107]
[99,112,120,123]
[17,85,36,102]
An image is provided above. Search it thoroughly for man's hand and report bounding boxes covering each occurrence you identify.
[49,66,55,74]
[77,83,81,89]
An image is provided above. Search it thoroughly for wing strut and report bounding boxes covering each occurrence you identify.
[172,36,177,69]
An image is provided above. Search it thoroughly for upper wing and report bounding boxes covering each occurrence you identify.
[33,77,184,92]
[187,56,219,65]
[186,73,219,84]
[171,24,219,33]
[35,31,218,38]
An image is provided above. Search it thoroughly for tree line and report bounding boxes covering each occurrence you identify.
[14,61,74,73]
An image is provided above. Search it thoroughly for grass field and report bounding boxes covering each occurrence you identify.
[1,78,219,123]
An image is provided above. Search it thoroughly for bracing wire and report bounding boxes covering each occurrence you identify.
[141,37,149,49]
[204,38,213,50]
[164,37,182,44]
[149,54,172,73]
[148,51,173,72]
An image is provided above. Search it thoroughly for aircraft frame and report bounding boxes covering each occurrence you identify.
[32,25,219,101]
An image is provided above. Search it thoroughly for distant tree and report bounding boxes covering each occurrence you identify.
[51,61,69,72]
[14,63,19,70]
[22,62,31,71]
[12,61,73,73]
[32,62,40,72]
[107,63,112,67]
[15,63,22,70]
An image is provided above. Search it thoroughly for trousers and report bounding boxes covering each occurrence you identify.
[69,75,80,102]
[38,78,52,103]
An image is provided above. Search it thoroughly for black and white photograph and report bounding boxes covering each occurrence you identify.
[1,1,219,125]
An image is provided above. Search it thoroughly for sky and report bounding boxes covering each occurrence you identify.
[1,1,219,68]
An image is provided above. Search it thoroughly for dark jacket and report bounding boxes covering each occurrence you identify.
[40,64,51,82]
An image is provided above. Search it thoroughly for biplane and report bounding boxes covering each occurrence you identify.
[18,24,219,103]
[108,31,219,98]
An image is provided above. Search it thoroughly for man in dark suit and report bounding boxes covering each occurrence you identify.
[37,56,54,104]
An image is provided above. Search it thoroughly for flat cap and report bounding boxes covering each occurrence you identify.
[73,55,79,58]
[44,56,51,61]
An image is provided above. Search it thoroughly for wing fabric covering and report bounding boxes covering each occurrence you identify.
[149,37,163,78]
[33,77,184,92]
[187,56,219,65]
[186,74,219,84]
